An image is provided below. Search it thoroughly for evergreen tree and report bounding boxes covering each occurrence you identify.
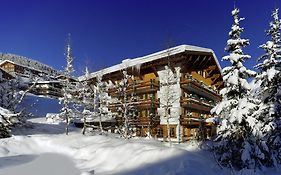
[211,7,262,169]
[60,34,75,135]
[0,80,22,138]
[255,8,281,167]
[0,78,37,138]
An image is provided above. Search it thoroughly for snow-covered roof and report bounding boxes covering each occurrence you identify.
[79,44,222,81]
[0,53,58,76]
[0,60,43,73]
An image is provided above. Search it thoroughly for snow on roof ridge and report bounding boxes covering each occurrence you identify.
[0,53,57,73]
[0,60,45,73]
[78,44,221,81]
[1,53,52,67]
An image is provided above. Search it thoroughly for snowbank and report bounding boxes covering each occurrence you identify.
[0,117,280,175]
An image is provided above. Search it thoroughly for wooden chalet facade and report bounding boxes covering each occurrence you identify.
[29,75,78,98]
[0,60,44,79]
[0,68,14,82]
[79,45,223,142]
[30,81,63,98]
[0,60,71,98]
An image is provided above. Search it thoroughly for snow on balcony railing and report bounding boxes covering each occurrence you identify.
[181,94,216,107]
[180,74,219,95]
[107,79,159,94]
[108,99,159,108]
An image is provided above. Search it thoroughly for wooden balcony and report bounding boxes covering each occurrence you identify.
[180,77,221,101]
[31,86,63,98]
[108,99,159,111]
[116,116,160,127]
[180,97,213,112]
[180,117,216,127]
[108,80,159,96]
[180,117,201,127]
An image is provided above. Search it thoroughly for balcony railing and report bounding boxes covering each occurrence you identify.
[181,94,216,107]
[180,116,217,126]
[180,117,202,126]
[180,76,221,101]
[180,97,213,112]
[115,116,160,127]
[108,99,159,111]
[108,79,159,96]
[31,88,62,97]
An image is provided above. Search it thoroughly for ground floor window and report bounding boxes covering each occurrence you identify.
[169,127,175,137]
[157,128,163,137]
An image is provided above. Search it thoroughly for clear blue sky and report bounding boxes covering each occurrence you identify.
[0,0,277,75]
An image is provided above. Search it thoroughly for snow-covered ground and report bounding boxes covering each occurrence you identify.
[0,117,279,175]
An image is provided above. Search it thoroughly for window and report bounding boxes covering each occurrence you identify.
[157,128,163,137]
[169,128,175,137]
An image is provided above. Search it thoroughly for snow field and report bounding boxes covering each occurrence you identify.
[0,117,221,175]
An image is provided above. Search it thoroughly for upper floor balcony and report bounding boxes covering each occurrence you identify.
[114,116,160,128]
[180,96,214,113]
[108,98,159,112]
[180,76,221,101]
[108,79,159,97]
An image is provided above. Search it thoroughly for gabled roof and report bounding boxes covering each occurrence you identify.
[79,44,222,81]
[0,53,58,75]
[0,60,43,73]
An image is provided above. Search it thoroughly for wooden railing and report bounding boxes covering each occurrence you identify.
[31,88,62,97]
[181,95,215,107]
[180,117,216,126]
[180,117,202,126]
[180,76,221,101]
[116,116,160,126]
[180,97,213,112]
[108,99,159,110]
[108,79,159,96]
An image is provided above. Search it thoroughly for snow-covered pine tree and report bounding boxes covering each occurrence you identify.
[0,80,21,138]
[0,106,20,138]
[0,77,37,138]
[211,7,264,169]
[254,8,281,167]
[60,34,75,135]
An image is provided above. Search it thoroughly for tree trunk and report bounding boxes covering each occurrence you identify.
[82,116,86,135]
[147,114,151,138]
[66,114,69,135]
[124,111,128,139]
[124,92,128,139]
[99,114,103,133]
[167,118,171,147]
